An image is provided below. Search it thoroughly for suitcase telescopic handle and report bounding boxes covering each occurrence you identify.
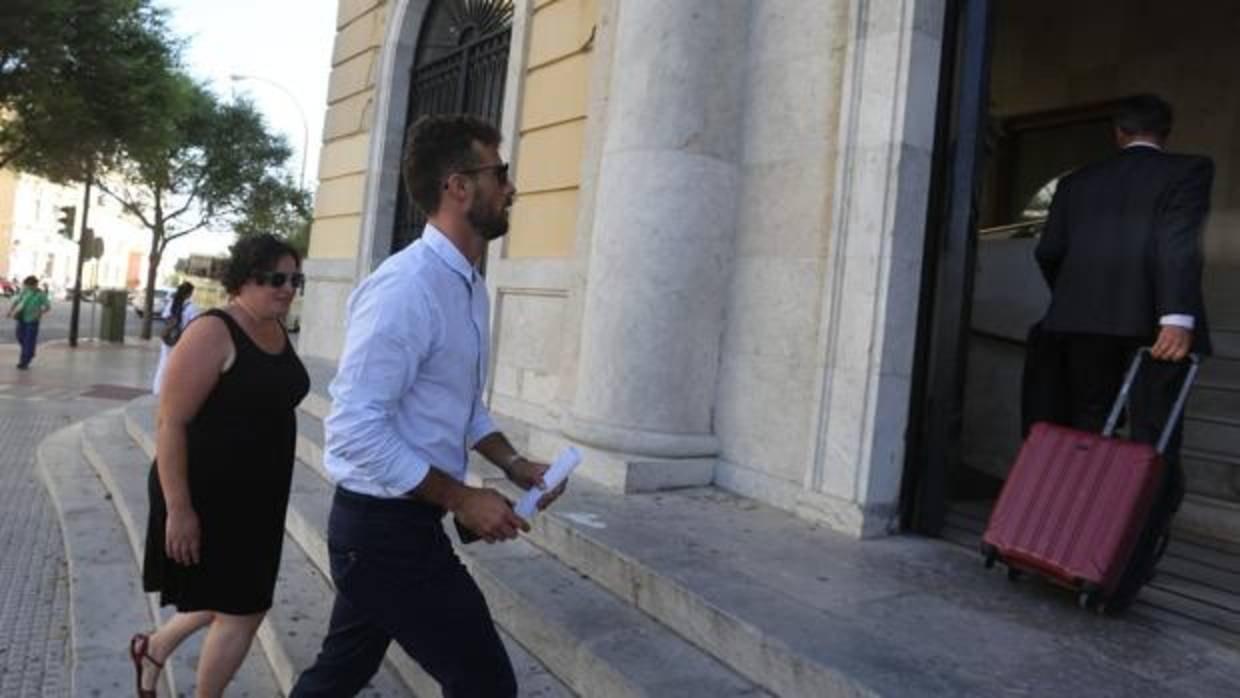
[1102,348,1201,454]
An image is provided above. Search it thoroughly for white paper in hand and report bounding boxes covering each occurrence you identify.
[514,447,581,518]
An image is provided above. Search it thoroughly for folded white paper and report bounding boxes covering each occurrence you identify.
[514,447,581,518]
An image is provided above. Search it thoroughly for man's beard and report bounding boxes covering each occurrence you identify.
[467,200,510,240]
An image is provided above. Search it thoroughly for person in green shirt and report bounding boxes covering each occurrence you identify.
[8,276,50,369]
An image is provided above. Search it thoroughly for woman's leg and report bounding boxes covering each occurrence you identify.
[194,611,265,698]
[140,611,215,692]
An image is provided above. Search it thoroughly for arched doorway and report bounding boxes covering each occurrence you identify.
[390,0,514,254]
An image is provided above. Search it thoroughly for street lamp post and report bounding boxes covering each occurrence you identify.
[229,74,310,189]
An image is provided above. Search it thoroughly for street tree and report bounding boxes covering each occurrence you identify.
[0,0,176,174]
[233,174,314,258]
[97,78,294,338]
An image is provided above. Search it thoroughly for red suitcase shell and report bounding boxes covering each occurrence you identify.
[981,349,1199,607]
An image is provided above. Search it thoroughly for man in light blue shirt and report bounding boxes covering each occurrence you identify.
[293,115,565,698]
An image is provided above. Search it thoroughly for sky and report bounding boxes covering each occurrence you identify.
[156,0,338,257]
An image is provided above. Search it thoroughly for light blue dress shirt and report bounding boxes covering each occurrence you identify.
[324,224,496,497]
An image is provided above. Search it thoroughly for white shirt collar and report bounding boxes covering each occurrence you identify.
[421,223,478,283]
[1124,140,1163,151]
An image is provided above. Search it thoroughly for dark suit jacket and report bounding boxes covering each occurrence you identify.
[1035,145,1214,354]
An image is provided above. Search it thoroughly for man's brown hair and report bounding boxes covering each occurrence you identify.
[402,115,502,216]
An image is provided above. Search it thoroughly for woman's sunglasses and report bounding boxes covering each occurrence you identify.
[253,271,305,289]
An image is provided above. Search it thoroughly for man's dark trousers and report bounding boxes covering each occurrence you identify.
[15,319,38,367]
[289,488,517,697]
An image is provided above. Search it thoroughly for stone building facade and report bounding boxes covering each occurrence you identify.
[300,0,1240,540]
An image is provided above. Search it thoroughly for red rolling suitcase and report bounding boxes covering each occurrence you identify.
[981,348,1199,611]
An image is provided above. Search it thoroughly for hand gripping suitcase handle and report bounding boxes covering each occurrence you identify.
[1102,348,1200,453]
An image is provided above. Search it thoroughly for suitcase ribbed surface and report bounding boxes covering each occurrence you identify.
[983,422,1165,593]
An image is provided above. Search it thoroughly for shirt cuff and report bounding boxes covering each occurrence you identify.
[1159,314,1195,330]
[467,412,498,448]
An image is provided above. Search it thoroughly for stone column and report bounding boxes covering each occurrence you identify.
[553,0,750,492]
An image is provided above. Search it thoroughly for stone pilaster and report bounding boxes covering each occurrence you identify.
[554,0,751,492]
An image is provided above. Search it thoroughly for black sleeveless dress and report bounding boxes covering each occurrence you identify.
[143,309,310,614]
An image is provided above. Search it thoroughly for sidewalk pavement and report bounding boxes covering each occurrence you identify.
[0,338,159,698]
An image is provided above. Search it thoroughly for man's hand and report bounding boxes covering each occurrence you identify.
[507,458,568,511]
[452,487,529,544]
[1152,325,1193,361]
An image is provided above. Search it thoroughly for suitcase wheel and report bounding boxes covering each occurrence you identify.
[1077,585,1103,611]
[981,544,998,569]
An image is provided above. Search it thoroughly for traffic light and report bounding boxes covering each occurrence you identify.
[57,206,76,239]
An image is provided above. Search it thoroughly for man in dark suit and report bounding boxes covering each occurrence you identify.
[1032,93,1213,606]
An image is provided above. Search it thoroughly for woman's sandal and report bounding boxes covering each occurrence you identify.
[129,633,164,698]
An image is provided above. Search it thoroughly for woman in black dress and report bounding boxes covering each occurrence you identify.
[129,235,310,697]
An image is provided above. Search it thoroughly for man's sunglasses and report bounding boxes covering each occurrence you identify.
[447,162,509,187]
[253,271,305,289]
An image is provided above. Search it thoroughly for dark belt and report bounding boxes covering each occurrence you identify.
[333,486,445,522]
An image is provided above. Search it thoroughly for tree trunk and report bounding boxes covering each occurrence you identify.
[140,232,161,340]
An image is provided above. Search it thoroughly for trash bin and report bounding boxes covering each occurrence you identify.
[98,289,127,342]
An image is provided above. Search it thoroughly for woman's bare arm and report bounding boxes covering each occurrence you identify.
[156,314,233,564]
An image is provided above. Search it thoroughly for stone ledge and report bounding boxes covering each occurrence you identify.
[37,424,164,698]
[530,427,715,494]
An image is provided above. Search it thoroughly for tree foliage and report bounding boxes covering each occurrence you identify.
[2,1,304,339]
[233,175,313,258]
[0,0,177,180]
[97,82,294,337]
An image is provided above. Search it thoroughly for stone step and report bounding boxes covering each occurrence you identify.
[1188,382,1240,418]
[461,532,767,697]
[294,405,1073,696]
[1176,495,1240,550]
[1183,413,1240,461]
[1213,329,1240,360]
[1200,356,1240,387]
[504,480,891,697]
[1184,447,1240,503]
[37,424,165,697]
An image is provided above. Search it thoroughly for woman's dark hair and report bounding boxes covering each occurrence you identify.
[1115,94,1173,139]
[222,234,301,295]
[168,281,195,321]
[22,275,38,287]
[402,114,502,217]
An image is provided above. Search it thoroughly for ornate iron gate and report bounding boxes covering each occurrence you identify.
[391,0,513,254]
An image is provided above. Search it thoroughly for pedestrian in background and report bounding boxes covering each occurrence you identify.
[130,235,309,698]
[7,275,51,370]
[152,281,198,394]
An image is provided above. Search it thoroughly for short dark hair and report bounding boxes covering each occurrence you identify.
[402,115,502,216]
[222,234,300,295]
[1115,94,1173,138]
[22,275,38,287]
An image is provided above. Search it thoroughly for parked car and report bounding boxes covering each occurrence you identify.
[0,278,16,297]
[132,288,174,319]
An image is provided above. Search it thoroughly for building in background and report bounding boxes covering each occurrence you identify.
[0,168,202,298]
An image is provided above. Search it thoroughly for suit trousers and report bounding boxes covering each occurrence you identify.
[289,488,516,698]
